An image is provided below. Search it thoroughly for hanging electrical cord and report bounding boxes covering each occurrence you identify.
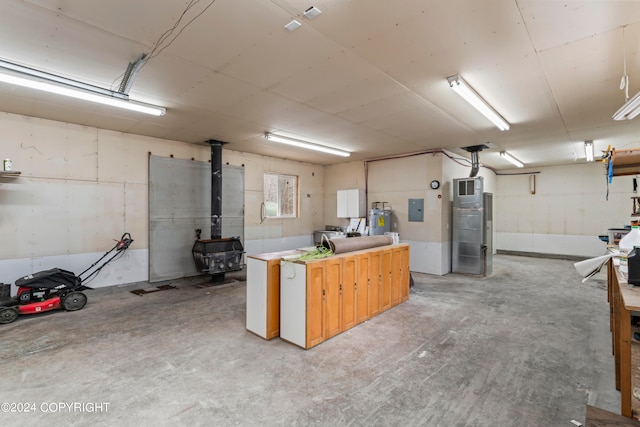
[620,26,630,102]
[108,0,217,92]
[142,0,218,68]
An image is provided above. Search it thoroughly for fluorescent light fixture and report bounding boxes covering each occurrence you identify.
[447,75,510,131]
[500,151,524,168]
[613,90,640,120]
[0,59,165,116]
[584,140,594,162]
[264,133,350,157]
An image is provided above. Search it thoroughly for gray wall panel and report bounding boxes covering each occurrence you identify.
[149,156,244,283]
[222,166,244,243]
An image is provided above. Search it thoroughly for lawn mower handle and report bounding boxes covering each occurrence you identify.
[117,233,133,251]
[77,233,134,282]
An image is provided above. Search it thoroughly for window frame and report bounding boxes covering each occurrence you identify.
[263,172,299,220]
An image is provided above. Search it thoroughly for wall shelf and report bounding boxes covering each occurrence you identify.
[0,171,21,178]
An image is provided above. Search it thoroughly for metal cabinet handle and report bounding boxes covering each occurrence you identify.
[260,202,266,224]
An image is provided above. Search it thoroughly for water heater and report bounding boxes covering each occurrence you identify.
[369,202,391,236]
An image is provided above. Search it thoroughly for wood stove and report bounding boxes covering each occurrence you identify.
[192,237,243,275]
[192,140,244,283]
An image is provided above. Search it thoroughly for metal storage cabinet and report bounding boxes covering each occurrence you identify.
[452,177,492,275]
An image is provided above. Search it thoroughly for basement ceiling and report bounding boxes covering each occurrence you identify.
[1,0,640,169]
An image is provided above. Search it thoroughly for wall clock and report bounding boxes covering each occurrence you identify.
[430,180,440,190]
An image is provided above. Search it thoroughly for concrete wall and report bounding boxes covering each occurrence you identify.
[0,112,322,289]
[496,162,632,257]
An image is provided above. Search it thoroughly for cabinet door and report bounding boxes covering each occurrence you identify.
[337,190,349,218]
[337,189,364,218]
[400,245,410,302]
[356,253,370,324]
[390,246,402,306]
[381,248,392,311]
[348,189,364,217]
[306,262,325,349]
[266,259,281,339]
[342,255,357,331]
[346,189,357,217]
[369,250,382,316]
[246,258,267,338]
[324,258,342,339]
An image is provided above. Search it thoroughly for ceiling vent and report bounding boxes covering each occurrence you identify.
[303,6,322,19]
[284,19,301,31]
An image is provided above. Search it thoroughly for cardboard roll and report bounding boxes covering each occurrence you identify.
[328,235,393,254]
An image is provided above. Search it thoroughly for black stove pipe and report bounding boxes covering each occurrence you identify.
[208,139,224,240]
[192,139,244,284]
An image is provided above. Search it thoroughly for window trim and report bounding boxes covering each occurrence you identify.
[263,172,299,220]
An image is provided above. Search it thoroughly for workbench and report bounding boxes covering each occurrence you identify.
[608,258,640,418]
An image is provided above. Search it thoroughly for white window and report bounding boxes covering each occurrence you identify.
[263,173,298,218]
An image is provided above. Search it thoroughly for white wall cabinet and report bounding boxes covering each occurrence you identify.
[337,189,365,218]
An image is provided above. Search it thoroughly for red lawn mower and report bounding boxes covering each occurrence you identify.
[0,233,133,324]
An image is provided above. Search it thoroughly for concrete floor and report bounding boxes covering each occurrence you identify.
[0,254,618,426]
